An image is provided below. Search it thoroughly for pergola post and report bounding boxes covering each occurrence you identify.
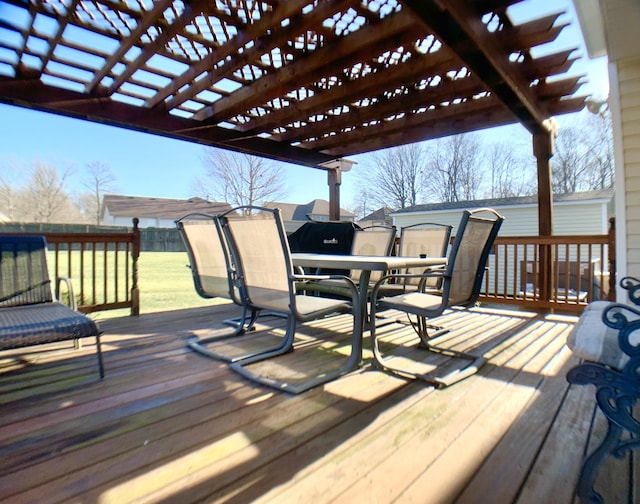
[327,168,341,221]
[533,128,555,302]
[321,159,355,221]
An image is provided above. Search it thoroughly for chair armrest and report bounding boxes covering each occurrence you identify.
[56,277,78,311]
[370,270,449,299]
[379,270,447,285]
[292,273,344,282]
[621,276,640,307]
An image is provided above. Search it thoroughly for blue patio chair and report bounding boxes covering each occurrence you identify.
[566,276,640,503]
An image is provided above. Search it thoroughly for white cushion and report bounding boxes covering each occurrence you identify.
[566,301,640,370]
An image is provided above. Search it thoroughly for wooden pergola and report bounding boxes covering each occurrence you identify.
[0,0,585,226]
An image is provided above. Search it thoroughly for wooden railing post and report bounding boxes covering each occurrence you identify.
[131,217,140,316]
[608,217,616,301]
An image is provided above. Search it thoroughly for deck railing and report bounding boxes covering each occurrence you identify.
[3,219,141,315]
[1,218,613,316]
[478,219,615,313]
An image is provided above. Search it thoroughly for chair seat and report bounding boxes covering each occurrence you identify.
[378,291,443,312]
[301,279,358,301]
[294,294,352,319]
[0,302,100,349]
[566,300,640,370]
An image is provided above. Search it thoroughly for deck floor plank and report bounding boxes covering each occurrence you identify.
[0,304,630,503]
[328,319,571,504]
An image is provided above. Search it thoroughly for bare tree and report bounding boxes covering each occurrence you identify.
[426,134,484,202]
[192,149,287,207]
[357,143,426,210]
[552,125,591,193]
[22,161,74,222]
[552,111,614,193]
[583,110,614,190]
[351,185,375,220]
[0,175,17,221]
[81,161,117,224]
[487,142,533,198]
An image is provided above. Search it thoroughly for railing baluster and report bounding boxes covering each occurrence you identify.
[478,231,614,313]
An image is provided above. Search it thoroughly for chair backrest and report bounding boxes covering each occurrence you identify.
[176,213,241,304]
[350,225,396,282]
[398,223,452,288]
[220,206,294,314]
[442,208,504,307]
[0,235,53,308]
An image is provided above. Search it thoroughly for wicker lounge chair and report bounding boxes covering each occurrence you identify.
[369,208,504,387]
[0,235,104,378]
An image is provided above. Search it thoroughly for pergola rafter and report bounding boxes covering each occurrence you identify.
[0,0,587,223]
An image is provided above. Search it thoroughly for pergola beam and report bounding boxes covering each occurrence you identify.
[0,0,588,222]
[403,0,552,134]
[0,77,334,167]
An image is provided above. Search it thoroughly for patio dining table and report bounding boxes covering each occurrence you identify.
[291,253,447,364]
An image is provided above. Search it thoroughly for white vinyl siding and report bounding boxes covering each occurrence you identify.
[620,57,640,278]
[392,200,610,237]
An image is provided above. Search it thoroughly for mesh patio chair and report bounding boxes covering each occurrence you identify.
[0,235,104,378]
[397,222,452,289]
[369,208,504,387]
[177,213,284,362]
[301,224,396,299]
[375,222,452,296]
[220,206,362,394]
[373,222,452,334]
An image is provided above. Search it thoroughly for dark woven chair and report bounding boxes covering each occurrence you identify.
[0,235,104,378]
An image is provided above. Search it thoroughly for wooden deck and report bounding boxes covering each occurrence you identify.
[0,303,631,503]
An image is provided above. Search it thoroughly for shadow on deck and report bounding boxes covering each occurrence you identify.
[0,303,630,503]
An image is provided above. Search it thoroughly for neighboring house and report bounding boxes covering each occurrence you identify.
[573,0,640,298]
[264,199,355,233]
[101,194,232,228]
[391,190,614,237]
[358,207,394,228]
[393,190,615,297]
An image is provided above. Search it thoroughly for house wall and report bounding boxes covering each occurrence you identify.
[102,210,176,228]
[616,57,640,281]
[393,200,611,298]
[392,201,610,237]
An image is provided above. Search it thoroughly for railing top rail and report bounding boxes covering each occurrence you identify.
[494,235,609,245]
[1,232,135,243]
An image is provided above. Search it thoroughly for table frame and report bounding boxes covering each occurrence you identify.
[292,253,447,364]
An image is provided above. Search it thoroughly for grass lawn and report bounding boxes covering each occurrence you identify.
[91,251,228,321]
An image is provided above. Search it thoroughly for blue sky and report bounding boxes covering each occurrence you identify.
[0,1,609,210]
